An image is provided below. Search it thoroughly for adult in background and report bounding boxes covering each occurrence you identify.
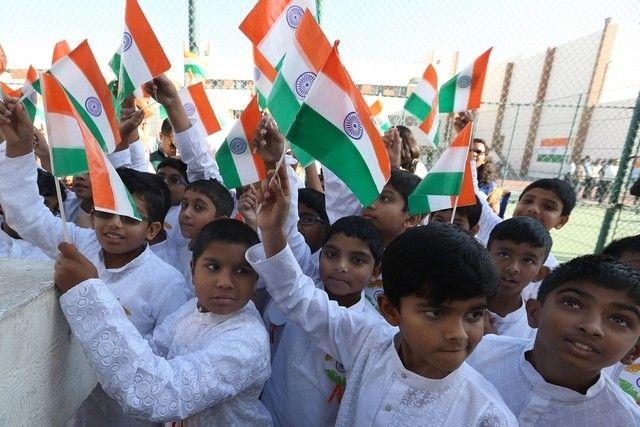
[391,125,428,178]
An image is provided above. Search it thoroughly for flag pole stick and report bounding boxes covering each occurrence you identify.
[40,71,70,242]
[450,195,460,224]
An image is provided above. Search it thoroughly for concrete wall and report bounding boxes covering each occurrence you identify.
[0,259,96,425]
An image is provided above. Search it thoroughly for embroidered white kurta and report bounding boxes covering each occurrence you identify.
[61,279,272,425]
[467,334,640,426]
[487,300,536,340]
[246,244,517,426]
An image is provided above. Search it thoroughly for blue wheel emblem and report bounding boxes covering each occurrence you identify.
[122,32,133,52]
[294,71,316,99]
[343,112,363,140]
[230,137,248,155]
[85,97,102,117]
[335,361,345,373]
[184,102,196,116]
[254,67,261,81]
[29,91,38,103]
[286,5,304,29]
[458,75,472,89]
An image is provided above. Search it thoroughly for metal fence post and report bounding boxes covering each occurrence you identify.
[501,104,521,186]
[188,0,198,53]
[594,91,640,252]
[558,93,583,178]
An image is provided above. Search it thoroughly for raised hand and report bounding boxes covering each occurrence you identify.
[143,75,190,133]
[382,126,402,168]
[54,242,99,294]
[119,95,145,145]
[454,111,474,134]
[33,127,51,172]
[237,185,259,231]
[0,97,35,158]
[251,115,285,167]
[256,163,291,257]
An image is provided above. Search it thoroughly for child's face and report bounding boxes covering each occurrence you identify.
[514,188,568,231]
[72,173,92,201]
[430,210,475,234]
[319,232,377,298]
[618,251,640,271]
[381,294,487,378]
[179,189,218,239]
[191,241,257,315]
[157,166,187,206]
[363,183,416,242]
[297,202,329,253]
[489,239,547,298]
[159,133,177,157]
[528,281,640,375]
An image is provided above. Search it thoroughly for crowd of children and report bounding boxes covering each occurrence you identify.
[1,73,640,426]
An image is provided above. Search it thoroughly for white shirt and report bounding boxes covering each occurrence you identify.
[322,167,362,224]
[488,300,536,341]
[467,335,640,426]
[0,226,50,261]
[61,280,272,426]
[246,244,517,426]
[522,253,558,301]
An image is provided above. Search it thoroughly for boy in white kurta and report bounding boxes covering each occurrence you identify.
[55,218,271,425]
[246,166,517,426]
[468,255,640,425]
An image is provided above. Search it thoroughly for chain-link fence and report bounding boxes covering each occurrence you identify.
[2,0,639,260]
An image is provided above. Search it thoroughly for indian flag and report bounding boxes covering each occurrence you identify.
[215,96,267,189]
[439,48,492,113]
[405,64,440,146]
[50,40,120,153]
[1,82,20,98]
[253,45,277,109]
[286,43,391,207]
[20,65,40,122]
[369,99,391,133]
[41,73,88,176]
[408,122,473,214]
[179,82,221,137]
[117,0,171,101]
[537,138,568,163]
[184,51,208,82]
[52,40,71,65]
[239,0,317,69]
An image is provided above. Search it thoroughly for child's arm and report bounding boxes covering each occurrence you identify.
[249,164,386,370]
[144,76,222,183]
[55,244,270,422]
[120,96,153,173]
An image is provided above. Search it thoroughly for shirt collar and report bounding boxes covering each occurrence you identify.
[99,243,152,272]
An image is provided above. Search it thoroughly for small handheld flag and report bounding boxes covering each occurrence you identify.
[439,48,492,113]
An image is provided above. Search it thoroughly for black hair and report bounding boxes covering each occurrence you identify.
[430,195,482,228]
[37,169,67,201]
[326,216,384,266]
[387,168,421,212]
[116,167,171,223]
[519,178,577,216]
[383,222,498,307]
[488,216,552,260]
[602,235,640,260]
[298,188,329,224]
[191,218,260,263]
[537,254,640,305]
[157,157,188,182]
[187,179,234,217]
[160,118,173,135]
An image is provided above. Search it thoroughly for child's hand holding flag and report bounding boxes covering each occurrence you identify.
[0,96,35,158]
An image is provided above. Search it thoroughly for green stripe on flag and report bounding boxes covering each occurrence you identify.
[438,76,457,113]
[407,194,434,215]
[64,90,110,153]
[117,68,136,103]
[185,63,206,79]
[287,104,380,207]
[537,154,566,163]
[215,142,243,189]
[257,90,268,110]
[109,52,121,77]
[404,93,431,121]
[408,172,463,215]
[33,79,42,95]
[22,98,37,123]
[52,147,88,177]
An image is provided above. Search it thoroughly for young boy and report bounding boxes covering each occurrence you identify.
[247,165,517,425]
[429,195,482,235]
[602,235,640,271]
[485,217,552,340]
[149,118,176,170]
[261,215,384,426]
[0,98,190,425]
[297,187,330,254]
[467,255,640,424]
[152,157,189,256]
[54,219,271,425]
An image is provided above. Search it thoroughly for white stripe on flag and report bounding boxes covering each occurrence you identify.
[453,64,473,112]
[179,88,206,139]
[430,147,468,173]
[414,80,437,103]
[427,195,453,212]
[47,113,86,149]
[103,151,138,218]
[226,121,260,184]
[280,40,314,102]
[123,24,153,88]
[258,0,315,66]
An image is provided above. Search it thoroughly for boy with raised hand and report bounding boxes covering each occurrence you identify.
[246,164,517,426]
[54,219,271,425]
[468,255,640,425]
[485,217,552,340]
[0,96,190,425]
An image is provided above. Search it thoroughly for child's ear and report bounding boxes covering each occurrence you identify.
[378,294,401,327]
[554,215,570,230]
[525,298,542,329]
[533,266,550,283]
[372,264,381,278]
[403,213,422,229]
[470,224,480,236]
[621,339,640,365]
[145,221,163,242]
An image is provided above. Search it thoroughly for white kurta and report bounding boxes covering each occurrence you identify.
[487,300,536,340]
[61,279,272,426]
[246,244,517,426]
[0,226,50,260]
[467,334,640,426]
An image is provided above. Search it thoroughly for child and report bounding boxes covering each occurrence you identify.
[297,187,330,254]
[485,217,551,340]
[247,166,517,425]
[0,98,190,425]
[149,118,176,170]
[55,219,271,425]
[429,195,482,235]
[152,157,189,256]
[602,235,640,271]
[467,255,640,424]
[261,215,384,426]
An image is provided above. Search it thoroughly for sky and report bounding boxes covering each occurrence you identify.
[1,0,639,102]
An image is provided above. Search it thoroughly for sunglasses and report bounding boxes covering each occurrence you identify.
[91,209,150,225]
[158,174,187,186]
[298,213,328,226]
[470,149,486,155]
